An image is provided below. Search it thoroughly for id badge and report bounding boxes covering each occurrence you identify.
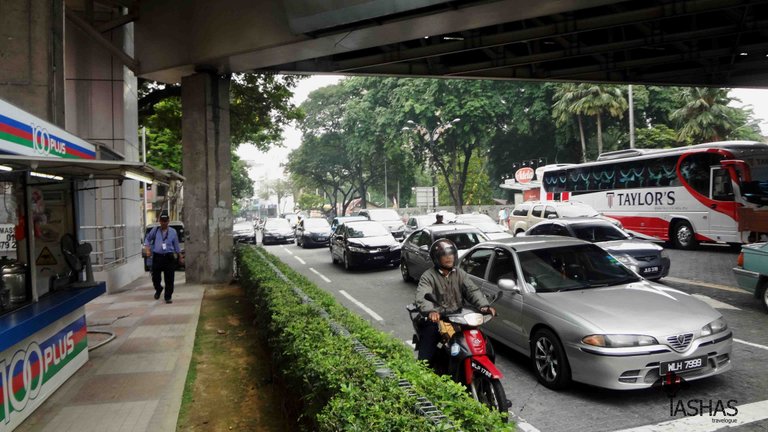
[162,243,167,251]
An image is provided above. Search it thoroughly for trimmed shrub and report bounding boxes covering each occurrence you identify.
[237,246,513,432]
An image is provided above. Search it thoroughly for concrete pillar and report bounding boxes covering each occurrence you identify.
[0,0,65,125]
[182,72,233,284]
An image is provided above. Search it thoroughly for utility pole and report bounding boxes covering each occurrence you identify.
[629,85,635,149]
[384,158,388,207]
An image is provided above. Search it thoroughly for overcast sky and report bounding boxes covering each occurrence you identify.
[238,77,768,196]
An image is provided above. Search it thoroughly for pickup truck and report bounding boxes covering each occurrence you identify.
[508,201,606,236]
[733,242,768,312]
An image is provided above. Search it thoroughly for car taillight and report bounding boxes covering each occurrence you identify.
[737,252,744,268]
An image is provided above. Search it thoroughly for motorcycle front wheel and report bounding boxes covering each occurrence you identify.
[470,374,508,412]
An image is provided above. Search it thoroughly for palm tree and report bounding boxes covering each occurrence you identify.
[553,83,628,161]
[572,84,628,156]
[552,83,588,162]
[670,88,739,143]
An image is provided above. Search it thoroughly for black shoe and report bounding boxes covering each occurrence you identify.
[165,299,173,304]
[154,292,160,300]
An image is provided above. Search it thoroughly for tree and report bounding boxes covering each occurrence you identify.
[297,193,325,211]
[137,73,304,202]
[260,178,293,214]
[670,87,740,142]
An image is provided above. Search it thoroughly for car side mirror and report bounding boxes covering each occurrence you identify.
[419,245,429,251]
[498,278,520,294]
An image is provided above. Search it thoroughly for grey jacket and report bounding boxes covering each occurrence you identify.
[416,266,489,314]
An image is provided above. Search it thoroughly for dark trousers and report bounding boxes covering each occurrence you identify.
[417,321,444,371]
[151,253,176,300]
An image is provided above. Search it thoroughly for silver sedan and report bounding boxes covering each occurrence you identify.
[458,236,732,390]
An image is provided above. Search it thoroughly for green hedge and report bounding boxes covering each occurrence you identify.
[236,246,513,432]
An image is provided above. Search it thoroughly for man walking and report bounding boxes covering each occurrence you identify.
[145,214,183,303]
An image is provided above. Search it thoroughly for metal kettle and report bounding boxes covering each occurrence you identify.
[1,258,27,306]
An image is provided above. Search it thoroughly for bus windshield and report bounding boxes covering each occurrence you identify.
[741,163,768,205]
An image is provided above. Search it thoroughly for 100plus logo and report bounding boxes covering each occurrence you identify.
[30,123,68,157]
[0,318,86,425]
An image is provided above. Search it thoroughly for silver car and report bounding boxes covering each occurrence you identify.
[458,236,732,390]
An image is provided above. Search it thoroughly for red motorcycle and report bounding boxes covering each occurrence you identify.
[407,292,509,411]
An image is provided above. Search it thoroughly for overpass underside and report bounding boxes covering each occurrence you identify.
[137,0,768,88]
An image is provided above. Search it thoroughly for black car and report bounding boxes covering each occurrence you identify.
[526,217,671,281]
[144,221,185,272]
[295,217,332,248]
[330,221,401,270]
[261,218,295,245]
[400,224,488,282]
[357,209,406,241]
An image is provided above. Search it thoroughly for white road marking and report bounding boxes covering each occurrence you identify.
[663,277,746,294]
[691,294,741,311]
[339,290,384,322]
[734,338,768,351]
[283,248,293,255]
[404,339,415,348]
[309,268,331,283]
[294,256,306,265]
[612,399,768,432]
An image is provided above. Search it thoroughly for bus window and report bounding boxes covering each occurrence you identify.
[681,153,721,196]
[711,168,734,201]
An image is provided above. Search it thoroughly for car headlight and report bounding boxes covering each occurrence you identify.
[582,334,658,348]
[615,255,634,264]
[701,318,728,336]
[348,246,367,253]
[661,250,669,260]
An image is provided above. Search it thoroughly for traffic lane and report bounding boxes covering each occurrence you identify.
[665,244,740,288]
[260,244,768,432]
[264,243,418,339]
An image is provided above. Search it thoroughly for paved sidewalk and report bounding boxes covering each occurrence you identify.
[16,274,204,432]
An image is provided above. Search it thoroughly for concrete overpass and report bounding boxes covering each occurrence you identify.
[2,0,767,285]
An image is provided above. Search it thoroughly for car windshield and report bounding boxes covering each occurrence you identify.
[265,219,291,230]
[367,209,400,221]
[437,232,487,250]
[347,222,390,238]
[305,219,330,229]
[518,244,639,292]
[558,205,599,218]
[572,223,630,242]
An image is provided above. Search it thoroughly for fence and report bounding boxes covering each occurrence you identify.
[79,224,126,271]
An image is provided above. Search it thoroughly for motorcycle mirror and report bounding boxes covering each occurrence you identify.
[424,292,441,306]
[497,279,519,294]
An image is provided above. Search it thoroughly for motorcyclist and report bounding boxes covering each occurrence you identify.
[415,239,496,369]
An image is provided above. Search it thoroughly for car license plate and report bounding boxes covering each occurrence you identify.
[318,237,326,241]
[373,255,384,260]
[660,355,707,374]
[642,266,659,274]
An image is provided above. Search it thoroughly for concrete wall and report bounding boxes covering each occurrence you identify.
[64,2,143,292]
[0,0,65,125]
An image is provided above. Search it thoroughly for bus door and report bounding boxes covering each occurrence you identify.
[708,166,737,240]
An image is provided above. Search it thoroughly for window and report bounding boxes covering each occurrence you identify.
[711,168,734,201]
[488,249,517,283]
[417,231,432,247]
[531,206,543,218]
[550,224,570,237]
[461,248,493,279]
[528,224,552,235]
[512,205,529,216]
[680,153,722,196]
[544,206,557,219]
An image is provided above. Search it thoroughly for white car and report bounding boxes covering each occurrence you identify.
[509,201,619,236]
[455,213,513,240]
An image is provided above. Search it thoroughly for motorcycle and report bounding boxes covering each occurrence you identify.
[407,292,509,411]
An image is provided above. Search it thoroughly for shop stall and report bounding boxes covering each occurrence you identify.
[0,98,169,431]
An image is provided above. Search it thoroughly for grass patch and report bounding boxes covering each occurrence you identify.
[177,284,294,431]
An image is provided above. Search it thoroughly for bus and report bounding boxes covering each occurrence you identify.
[540,141,768,249]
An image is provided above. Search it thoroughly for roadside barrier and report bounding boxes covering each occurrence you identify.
[236,246,512,432]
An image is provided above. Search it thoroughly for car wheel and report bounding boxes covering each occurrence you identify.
[531,328,571,390]
[401,260,413,282]
[672,220,698,250]
[331,250,338,264]
[344,251,353,271]
[757,281,768,312]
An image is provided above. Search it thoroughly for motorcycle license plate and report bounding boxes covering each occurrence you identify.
[660,355,707,374]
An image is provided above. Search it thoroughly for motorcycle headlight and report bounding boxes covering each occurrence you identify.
[348,246,367,253]
[701,317,728,336]
[582,334,658,348]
